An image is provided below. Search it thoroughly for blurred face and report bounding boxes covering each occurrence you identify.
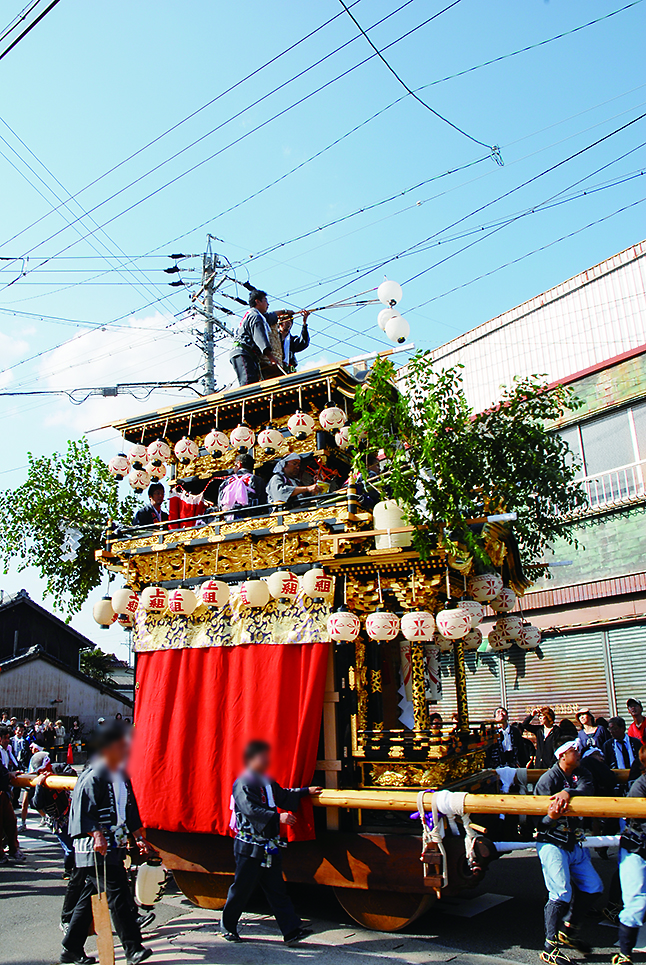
[0,733,9,748]
[24,720,30,728]
[248,750,271,775]
[150,487,164,508]
[102,736,130,771]
[494,708,508,726]
[609,720,626,741]
[16,727,24,738]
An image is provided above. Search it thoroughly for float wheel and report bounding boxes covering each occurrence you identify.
[333,887,434,931]
[173,870,233,910]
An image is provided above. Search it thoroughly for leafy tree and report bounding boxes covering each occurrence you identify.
[351,353,586,573]
[79,645,117,685]
[0,438,138,617]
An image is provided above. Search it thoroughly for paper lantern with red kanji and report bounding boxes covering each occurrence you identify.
[128,443,147,469]
[365,610,399,641]
[204,429,230,457]
[230,424,255,452]
[319,405,346,432]
[490,588,517,613]
[140,586,168,612]
[335,425,350,449]
[433,631,454,652]
[199,579,230,608]
[108,453,130,480]
[257,427,283,455]
[468,572,504,603]
[168,587,198,615]
[174,436,199,464]
[327,608,360,642]
[287,410,315,440]
[436,607,471,640]
[93,596,117,628]
[239,580,270,608]
[488,627,513,652]
[146,462,166,481]
[111,588,139,615]
[267,569,299,601]
[302,568,334,600]
[496,614,523,640]
[457,599,484,628]
[463,627,483,651]
[146,439,170,466]
[400,611,435,642]
[517,623,541,650]
[128,468,150,492]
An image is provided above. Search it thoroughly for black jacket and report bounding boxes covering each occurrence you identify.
[283,322,310,371]
[581,754,617,795]
[11,735,31,769]
[231,771,308,859]
[486,723,528,768]
[133,504,168,527]
[603,735,642,769]
[33,763,76,827]
[68,759,141,866]
[230,308,274,360]
[535,762,594,832]
[522,717,562,768]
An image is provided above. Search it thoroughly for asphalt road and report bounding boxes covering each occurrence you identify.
[1,817,625,965]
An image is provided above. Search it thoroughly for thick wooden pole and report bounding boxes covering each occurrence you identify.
[13,774,77,790]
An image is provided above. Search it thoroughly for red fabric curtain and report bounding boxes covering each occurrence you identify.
[130,642,329,841]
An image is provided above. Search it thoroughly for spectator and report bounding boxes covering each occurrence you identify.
[576,708,610,752]
[218,453,267,521]
[522,706,562,767]
[626,699,646,744]
[41,719,56,753]
[0,725,25,863]
[54,719,66,762]
[603,717,642,770]
[134,482,168,528]
[267,453,321,507]
[11,725,31,770]
[486,706,528,768]
[0,725,20,772]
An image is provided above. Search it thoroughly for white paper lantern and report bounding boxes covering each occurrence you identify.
[463,627,483,651]
[517,623,541,650]
[108,453,130,480]
[457,599,484,628]
[146,439,170,466]
[146,462,167,481]
[433,631,454,652]
[229,424,256,452]
[496,614,523,640]
[335,425,351,449]
[174,436,199,464]
[266,569,299,601]
[490,588,517,613]
[377,307,398,331]
[168,587,198,615]
[327,608,361,641]
[128,443,147,469]
[365,610,400,641]
[257,426,283,455]
[378,278,403,307]
[129,467,150,492]
[436,607,472,640]
[302,568,334,600]
[118,612,135,630]
[400,611,436,642]
[239,580,270,608]
[93,596,117,628]
[385,314,410,345]
[204,429,230,457]
[319,405,346,432]
[111,587,139,615]
[140,586,168,612]
[488,627,513,652]
[199,579,230,608]
[287,410,315,440]
[468,573,504,603]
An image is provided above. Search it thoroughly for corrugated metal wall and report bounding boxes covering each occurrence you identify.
[504,632,611,723]
[432,651,503,723]
[607,625,646,715]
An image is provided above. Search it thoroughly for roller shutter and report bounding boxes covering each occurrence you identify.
[503,631,610,723]
[433,651,503,724]
[607,624,646,714]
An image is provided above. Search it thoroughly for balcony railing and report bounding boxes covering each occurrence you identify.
[576,459,646,511]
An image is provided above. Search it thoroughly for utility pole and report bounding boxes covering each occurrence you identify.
[203,236,215,395]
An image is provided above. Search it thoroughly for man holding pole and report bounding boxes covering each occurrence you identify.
[534,740,603,965]
[230,290,287,386]
[614,745,646,965]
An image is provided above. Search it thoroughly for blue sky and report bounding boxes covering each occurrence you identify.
[0,0,645,657]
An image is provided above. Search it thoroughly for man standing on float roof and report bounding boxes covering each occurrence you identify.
[229,290,286,386]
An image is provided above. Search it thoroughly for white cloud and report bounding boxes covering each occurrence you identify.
[0,331,30,388]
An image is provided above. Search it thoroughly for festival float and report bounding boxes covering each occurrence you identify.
[85,282,590,932]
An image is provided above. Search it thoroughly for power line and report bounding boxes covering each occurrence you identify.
[337,0,502,160]
[0,0,41,46]
[0,0,62,63]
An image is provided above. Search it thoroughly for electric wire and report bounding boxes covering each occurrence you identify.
[0,0,61,63]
